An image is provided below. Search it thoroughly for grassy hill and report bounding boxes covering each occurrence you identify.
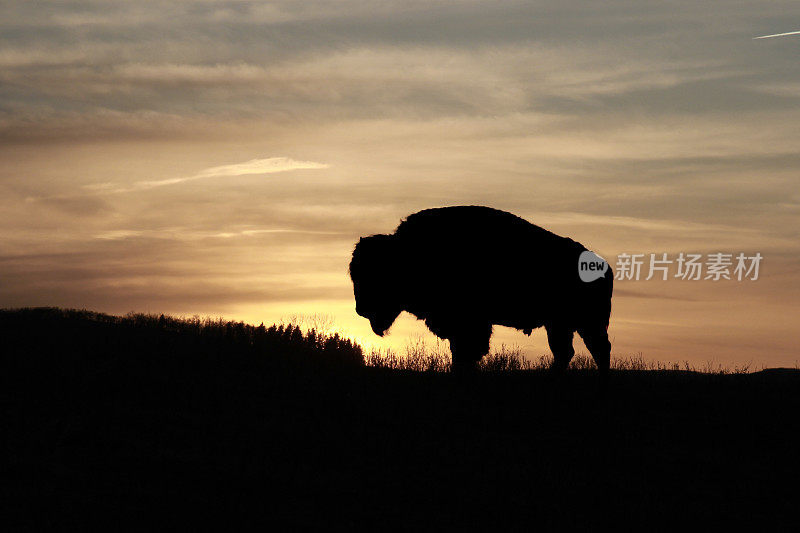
[2,308,799,529]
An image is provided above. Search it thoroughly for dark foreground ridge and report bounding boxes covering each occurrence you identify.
[3,308,799,529]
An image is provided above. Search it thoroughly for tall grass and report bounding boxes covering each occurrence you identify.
[364,338,754,375]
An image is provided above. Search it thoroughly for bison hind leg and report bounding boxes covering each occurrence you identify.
[577,325,611,378]
[545,324,575,373]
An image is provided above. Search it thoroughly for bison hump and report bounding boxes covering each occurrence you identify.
[394,206,577,255]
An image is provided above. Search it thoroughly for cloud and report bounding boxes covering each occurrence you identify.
[614,288,696,302]
[4,0,797,143]
[93,228,343,241]
[135,157,329,189]
[753,30,800,39]
[77,157,329,194]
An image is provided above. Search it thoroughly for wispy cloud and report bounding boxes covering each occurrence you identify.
[753,30,800,39]
[93,227,343,241]
[82,157,329,194]
[136,157,328,189]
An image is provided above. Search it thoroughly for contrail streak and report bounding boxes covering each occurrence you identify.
[753,30,800,39]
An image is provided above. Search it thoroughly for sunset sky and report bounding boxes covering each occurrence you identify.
[2,1,798,367]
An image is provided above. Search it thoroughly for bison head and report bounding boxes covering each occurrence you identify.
[349,234,403,336]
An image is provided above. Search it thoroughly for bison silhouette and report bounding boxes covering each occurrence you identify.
[349,206,613,374]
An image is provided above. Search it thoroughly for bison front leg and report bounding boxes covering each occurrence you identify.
[448,322,492,374]
[545,324,575,373]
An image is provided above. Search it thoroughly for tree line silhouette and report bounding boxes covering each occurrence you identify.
[1,307,363,375]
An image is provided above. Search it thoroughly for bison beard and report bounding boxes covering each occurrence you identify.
[349,206,613,374]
